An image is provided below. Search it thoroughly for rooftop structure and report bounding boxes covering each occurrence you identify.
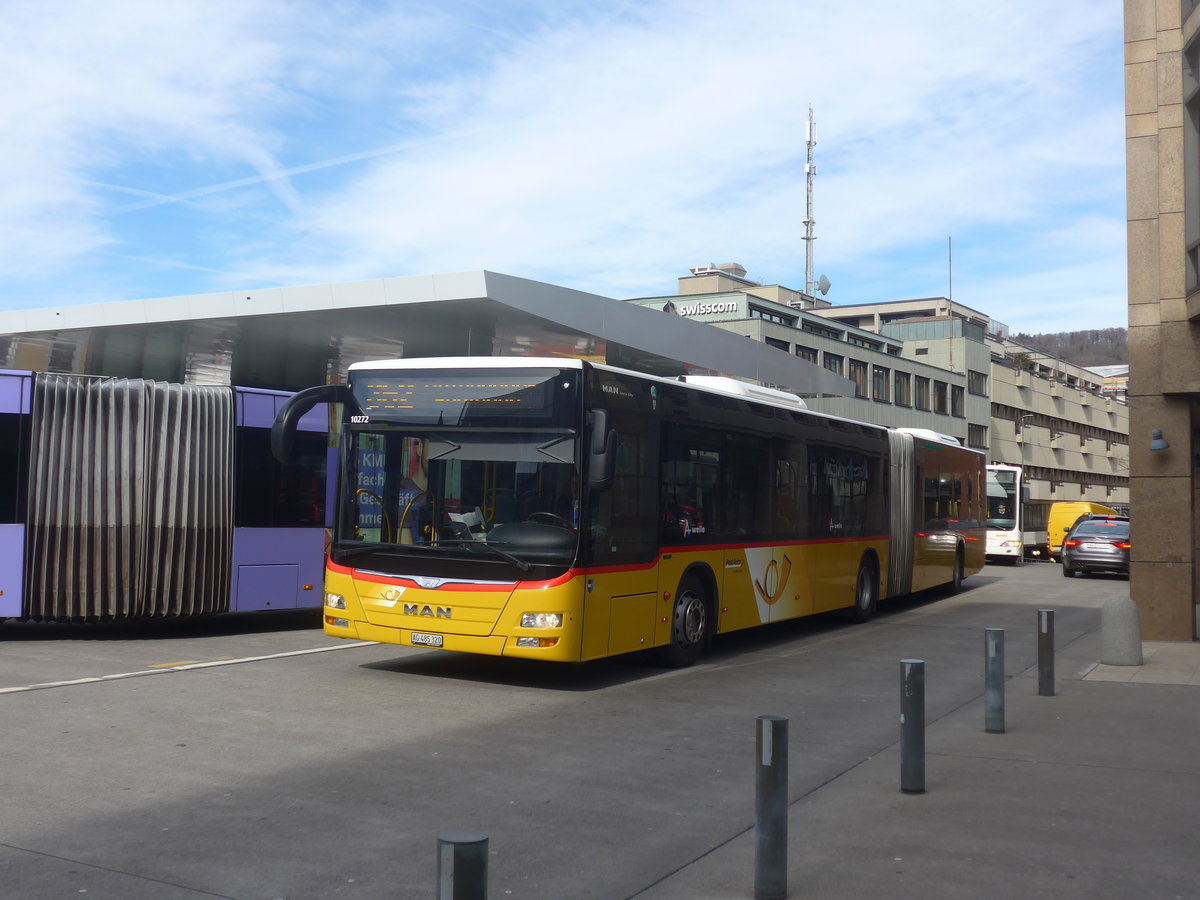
[0,271,853,398]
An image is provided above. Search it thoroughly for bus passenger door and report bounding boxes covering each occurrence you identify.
[580,411,659,660]
[727,434,810,625]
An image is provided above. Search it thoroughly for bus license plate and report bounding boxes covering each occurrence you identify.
[410,632,444,648]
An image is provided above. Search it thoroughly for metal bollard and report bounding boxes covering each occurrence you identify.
[899,659,925,794]
[985,628,1005,733]
[1038,609,1055,696]
[755,715,788,900]
[437,830,488,900]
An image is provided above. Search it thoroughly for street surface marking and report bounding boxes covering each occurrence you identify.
[0,642,378,694]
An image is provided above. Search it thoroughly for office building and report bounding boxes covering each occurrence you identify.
[1124,0,1200,639]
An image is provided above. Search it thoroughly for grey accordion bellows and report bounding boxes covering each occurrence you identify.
[24,374,234,620]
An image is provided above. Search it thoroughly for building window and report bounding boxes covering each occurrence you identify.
[795,345,818,363]
[803,321,843,340]
[951,385,965,417]
[847,335,882,351]
[848,360,869,399]
[968,423,988,450]
[765,336,789,352]
[823,353,843,376]
[894,371,911,407]
[968,369,988,396]
[750,306,797,327]
[914,376,930,410]
[933,381,948,414]
[872,366,890,403]
[915,347,929,356]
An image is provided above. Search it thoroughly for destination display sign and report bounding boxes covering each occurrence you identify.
[350,369,573,426]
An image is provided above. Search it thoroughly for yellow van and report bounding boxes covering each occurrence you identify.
[1047,501,1118,559]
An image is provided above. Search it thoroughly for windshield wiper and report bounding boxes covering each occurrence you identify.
[331,543,414,564]
[432,539,533,572]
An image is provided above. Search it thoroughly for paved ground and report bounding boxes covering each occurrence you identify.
[0,562,1195,899]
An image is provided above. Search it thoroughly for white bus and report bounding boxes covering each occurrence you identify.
[985,463,1047,562]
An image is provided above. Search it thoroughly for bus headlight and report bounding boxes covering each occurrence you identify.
[325,593,347,610]
[520,612,563,629]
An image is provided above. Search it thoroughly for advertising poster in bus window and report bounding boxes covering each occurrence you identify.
[356,444,385,542]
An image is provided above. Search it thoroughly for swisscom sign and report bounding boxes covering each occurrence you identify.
[676,300,740,317]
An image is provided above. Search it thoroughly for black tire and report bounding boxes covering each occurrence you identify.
[1061,562,1074,578]
[663,573,710,667]
[851,556,879,623]
[946,546,965,594]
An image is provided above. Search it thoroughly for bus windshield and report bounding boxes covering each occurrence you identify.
[336,426,580,573]
[986,469,1017,529]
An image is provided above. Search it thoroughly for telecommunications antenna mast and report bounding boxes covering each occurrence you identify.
[803,105,818,296]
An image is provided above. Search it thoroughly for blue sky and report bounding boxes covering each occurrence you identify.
[1,0,1126,334]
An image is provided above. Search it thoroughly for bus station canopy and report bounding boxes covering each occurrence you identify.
[0,270,854,397]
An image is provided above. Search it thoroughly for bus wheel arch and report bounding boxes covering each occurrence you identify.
[663,566,716,667]
[851,551,881,623]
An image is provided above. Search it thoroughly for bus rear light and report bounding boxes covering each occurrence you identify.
[325,593,347,609]
[516,637,560,648]
[325,616,350,628]
[520,612,563,629]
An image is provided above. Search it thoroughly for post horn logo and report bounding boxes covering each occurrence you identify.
[754,555,793,605]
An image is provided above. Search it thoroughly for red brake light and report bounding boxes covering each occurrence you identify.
[1116,541,1131,550]
[1064,539,1080,547]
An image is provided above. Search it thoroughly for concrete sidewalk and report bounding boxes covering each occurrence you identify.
[639,590,1200,899]
[1087,640,1200,685]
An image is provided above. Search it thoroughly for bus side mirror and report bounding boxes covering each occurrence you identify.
[586,408,617,492]
[272,384,354,463]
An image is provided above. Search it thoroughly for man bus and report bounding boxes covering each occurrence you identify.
[273,357,985,665]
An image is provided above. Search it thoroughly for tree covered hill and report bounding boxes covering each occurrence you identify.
[1011,328,1127,368]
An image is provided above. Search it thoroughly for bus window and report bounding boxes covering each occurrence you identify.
[588,421,658,564]
[722,433,771,540]
[660,426,721,543]
[0,412,24,524]
[772,440,805,539]
[236,427,327,527]
[810,445,880,537]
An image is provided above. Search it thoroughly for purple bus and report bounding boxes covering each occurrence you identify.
[0,370,329,621]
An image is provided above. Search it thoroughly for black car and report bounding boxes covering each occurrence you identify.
[1061,516,1130,577]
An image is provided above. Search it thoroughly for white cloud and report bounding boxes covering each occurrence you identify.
[0,0,1127,332]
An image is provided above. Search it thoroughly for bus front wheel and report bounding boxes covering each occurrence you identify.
[663,573,709,667]
[851,556,879,623]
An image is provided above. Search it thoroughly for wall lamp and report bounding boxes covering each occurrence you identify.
[1149,429,1170,451]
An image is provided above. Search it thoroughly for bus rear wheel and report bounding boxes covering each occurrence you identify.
[851,556,878,623]
[663,573,709,667]
[947,546,965,594]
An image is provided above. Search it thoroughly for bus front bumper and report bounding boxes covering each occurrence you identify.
[323,615,583,662]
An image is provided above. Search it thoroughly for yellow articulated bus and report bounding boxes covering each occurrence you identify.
[272,357,985,666]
